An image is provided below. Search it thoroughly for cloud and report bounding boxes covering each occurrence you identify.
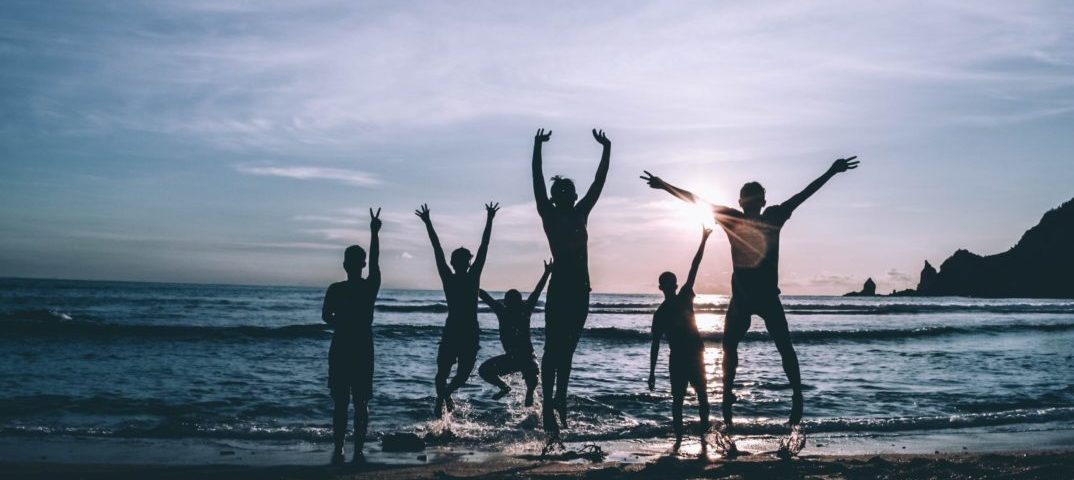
[234,164,381,186]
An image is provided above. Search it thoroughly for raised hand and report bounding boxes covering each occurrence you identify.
[828,156,860,174]
[485,202,500,218]
[543,258,554,273]
[592,128,610,147]
[414,203,431,223]
[534,128,552,144]
[702,225,713,238]
[639,170,666,190]
[369,207,382,232]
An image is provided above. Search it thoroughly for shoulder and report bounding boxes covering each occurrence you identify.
[679,287,695,300]
[763,204,791,222]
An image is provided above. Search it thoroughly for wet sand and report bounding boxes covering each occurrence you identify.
[3,451,1073,479]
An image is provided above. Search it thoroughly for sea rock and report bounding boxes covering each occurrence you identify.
[844,278,877,296]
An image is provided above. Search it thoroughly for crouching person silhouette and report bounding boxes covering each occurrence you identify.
[322,208,382,465]
[478,260,553,406]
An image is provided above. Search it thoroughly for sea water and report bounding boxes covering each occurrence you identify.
[1,277,1072,457]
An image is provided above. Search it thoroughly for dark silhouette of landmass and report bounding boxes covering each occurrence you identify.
[872,197,1074,298]
[843,278,876,297]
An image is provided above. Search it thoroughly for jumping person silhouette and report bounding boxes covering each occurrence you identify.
[641,156,859,445]
[477,259,552,406]
[649,226,713,454]
[531,128,611,438]
[322,208,382,465]
[415,202,498,418]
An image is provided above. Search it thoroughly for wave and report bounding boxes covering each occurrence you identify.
[584,323,1074,344]
[373,301,1074,315]
[5,310,1073,343]
[5,406,1071,443]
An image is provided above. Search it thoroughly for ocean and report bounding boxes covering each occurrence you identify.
[2,277,1073,459]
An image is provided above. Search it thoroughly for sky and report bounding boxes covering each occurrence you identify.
[1,0,1073,295]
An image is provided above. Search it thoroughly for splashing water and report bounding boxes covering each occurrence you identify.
[777,425,806,458]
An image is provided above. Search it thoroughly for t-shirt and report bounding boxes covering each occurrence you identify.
[323,278,376,344]
[716,205,792,297]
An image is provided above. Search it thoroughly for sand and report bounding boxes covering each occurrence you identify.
[2,451,1073,479]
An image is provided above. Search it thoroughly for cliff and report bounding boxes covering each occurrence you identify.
[915,197,1074,298]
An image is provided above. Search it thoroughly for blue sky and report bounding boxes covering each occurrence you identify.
[1,0,1073,294]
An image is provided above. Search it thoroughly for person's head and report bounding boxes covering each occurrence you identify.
[503,289,523,309]
[550,176,577,208]
[450,247,472,273]
[343,245,366,276]
[658,271,677,294]
[739,181,766,214]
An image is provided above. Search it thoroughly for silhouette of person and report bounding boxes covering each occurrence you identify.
[322,208,382,465]
[531,128,611,438]
[477,259,552,406]
[641,156,859,437]
[415,202,498,418]
[648,226,713,454]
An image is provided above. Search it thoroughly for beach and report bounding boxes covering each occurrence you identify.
[2,278,1074,477]
[3,451,1074,479]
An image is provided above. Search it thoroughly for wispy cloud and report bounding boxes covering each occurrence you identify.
[234,164,381,186]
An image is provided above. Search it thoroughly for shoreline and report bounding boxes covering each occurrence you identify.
[2,451,1073,479]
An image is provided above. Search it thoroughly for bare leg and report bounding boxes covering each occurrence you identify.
[760,301,803,425]
[721,304,751,431]
[692,355,711,451]
[478,355,512,398]
[352,398,368,462]
[540,349,559,436]
[434,345,454,418]
[672,394,685,450]
[331,387,349,464]
[446,351,477,396]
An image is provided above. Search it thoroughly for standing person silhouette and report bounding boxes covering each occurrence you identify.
[321,208,382,465]
[641,156,859,448]
[648,226,713,455]
[477,259,553,406]
[415,202,498,418]
[531,128,611,438]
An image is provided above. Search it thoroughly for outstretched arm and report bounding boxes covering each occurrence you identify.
[648,317,662,391]
[577,129,611,214]
[414,204,451,283]
[525,259,554,311]
[532,129,553,215]
[367,208,382,292]
[478,289,504,317]
[780,156,859,214]
[471,202,498,277]
[682,227,713,294]
[640,171,736,217]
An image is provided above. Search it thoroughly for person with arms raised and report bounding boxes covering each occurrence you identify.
[649,226,713,455]
[531,128,611,439]
[477,259,552,406]
[415,202,498,418]
[321,208,382,465]
[641,156,860,455]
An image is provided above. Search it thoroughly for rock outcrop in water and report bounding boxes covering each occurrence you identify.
[913,197,1074,298]
[844,278,877,296]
